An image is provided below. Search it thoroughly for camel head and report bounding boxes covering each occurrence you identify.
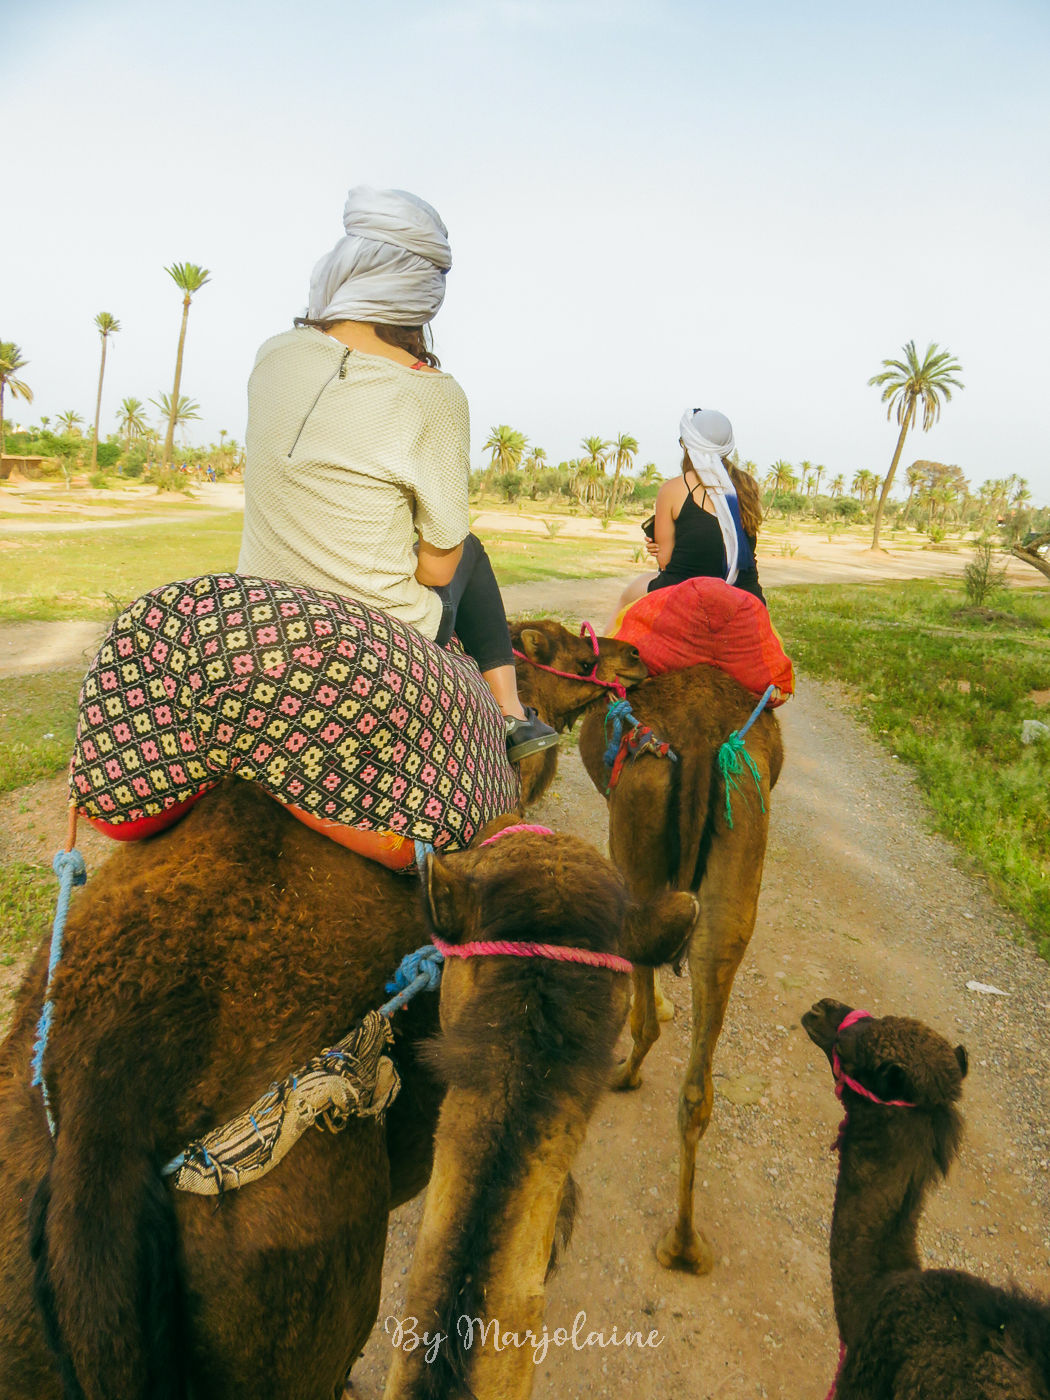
[386,829,697,1400]
[510,618,648,808]
[803,998,968,1124]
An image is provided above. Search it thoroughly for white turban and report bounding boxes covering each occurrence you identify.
[307,186,452,327]
[678,408,754,586]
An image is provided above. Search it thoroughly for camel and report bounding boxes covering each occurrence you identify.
[0,778,698,1400]
[511,618,784,1274]
[803,998,1050,1400]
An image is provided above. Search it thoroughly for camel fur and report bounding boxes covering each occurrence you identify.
[511,620,784,1274]
[0,777,695,1400]
[803,998,1050,1400]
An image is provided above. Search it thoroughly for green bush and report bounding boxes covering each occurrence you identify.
[835,497,863,519]
[95,441,121,468]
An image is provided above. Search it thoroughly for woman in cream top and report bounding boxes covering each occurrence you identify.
[237,186,557,764]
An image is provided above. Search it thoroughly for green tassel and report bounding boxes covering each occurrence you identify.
[716,731,766,829]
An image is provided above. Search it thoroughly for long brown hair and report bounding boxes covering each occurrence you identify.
[293,317,440,368]
[682,450,763,538]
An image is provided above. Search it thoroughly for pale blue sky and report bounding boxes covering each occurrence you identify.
[3,0,1048,497]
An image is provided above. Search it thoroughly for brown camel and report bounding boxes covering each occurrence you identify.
[803,998,1050,1400]
[511,618,784,1274]
[0,777,696,1400]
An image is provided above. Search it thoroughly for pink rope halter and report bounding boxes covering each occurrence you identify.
[433,822,634,974]
[824,1009,917,1400]
[512,621,628,701]
[832,1009,917,1112]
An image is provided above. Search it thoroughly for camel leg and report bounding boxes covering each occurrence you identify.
[611,967,660,1090]
[656,811,768,1274]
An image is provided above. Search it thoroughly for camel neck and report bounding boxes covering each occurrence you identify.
[829,1113,930,1347]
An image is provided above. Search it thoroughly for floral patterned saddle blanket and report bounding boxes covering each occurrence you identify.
[70,574,520,869]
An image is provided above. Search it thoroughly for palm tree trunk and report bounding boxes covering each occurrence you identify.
[0,383,5,457]
[91,337,108,473]
[901,484,916,524]
[870,411,911,550]
[163,297,191,468]
[606,460,622,518]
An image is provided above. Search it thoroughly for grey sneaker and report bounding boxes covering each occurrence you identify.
[505,706,559,763]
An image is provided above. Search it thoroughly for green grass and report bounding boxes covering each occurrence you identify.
[477,530,635,585]
[0,670,84,792]
[0,861,54,970]
[0,514,244,621]
[770,579,1050,957]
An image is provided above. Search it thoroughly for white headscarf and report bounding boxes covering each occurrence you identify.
[678,408,753,586]
[307,186,452,327]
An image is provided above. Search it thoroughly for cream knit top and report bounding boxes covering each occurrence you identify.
[237,327,470,639]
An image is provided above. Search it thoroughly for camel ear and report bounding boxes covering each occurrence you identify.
[954,1045,968,1079]
[424,854,472,940]
[869,1060,915,1105]
[619,891,698,967]
[518,628,552,665]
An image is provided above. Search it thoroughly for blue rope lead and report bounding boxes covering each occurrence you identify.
[716,685,776,829]
[380,944,444,1017]
[31,848,87,1137]
[603,698,639,770]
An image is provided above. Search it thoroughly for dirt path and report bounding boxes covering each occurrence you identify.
[349,681,1050,1398]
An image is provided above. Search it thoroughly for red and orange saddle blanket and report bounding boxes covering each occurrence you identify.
[611,576,794,702]
[70,574,519,870]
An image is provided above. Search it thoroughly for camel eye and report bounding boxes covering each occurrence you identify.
[579,659,598,677]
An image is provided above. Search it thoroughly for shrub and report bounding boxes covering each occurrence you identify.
[497,472,522,502]
[89,472,110,489]
[95,441,122,468]
[835,497,863,520]
[963,540,1008,605]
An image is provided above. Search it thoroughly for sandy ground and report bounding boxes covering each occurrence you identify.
[1,573,1048,1398]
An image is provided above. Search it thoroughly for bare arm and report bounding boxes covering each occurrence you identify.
[415,533,464,587]
[651,480,678,570]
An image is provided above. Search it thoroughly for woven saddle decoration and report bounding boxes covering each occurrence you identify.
[167,1010,400,1196]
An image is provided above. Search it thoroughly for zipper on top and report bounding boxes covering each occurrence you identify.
[287,347,351,458]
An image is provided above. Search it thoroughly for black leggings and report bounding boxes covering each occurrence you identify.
[433,533,514,671]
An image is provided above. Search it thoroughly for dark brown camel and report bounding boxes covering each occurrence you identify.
[511,618,784,1274]
[803,998,1050,1400]
[0,778,696,1400]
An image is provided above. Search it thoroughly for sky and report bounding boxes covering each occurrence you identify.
[3,0,1048,499]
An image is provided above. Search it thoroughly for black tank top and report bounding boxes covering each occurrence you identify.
[663,483,725,581]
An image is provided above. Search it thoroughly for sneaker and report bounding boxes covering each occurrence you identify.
[505,706,559,763]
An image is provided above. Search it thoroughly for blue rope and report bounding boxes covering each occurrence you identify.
[379,943,444,1017]
[603,698,638,770]
[31,848,88,1137]
[716,685,776,829]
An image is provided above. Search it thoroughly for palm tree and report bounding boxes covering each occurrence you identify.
[637,462,661,488]
[867,340,964,549]
[117,396,149,444]
[606,432,638,515]
[829,474,844,498]
[0,342,33,456]
[765,460,796,496]
[798,459,813,495]
[162,262,211,467]
[852,468,877,500]
[482,425,528,489]
[899,463,925,525]
[580,436,611,473]
[89,312,121,472]
[57,409,84,436]
[812,464,825,496]
[151,392,201,445]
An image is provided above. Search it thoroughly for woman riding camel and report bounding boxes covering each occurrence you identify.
[606,407,764,631]
[237,185,557,765]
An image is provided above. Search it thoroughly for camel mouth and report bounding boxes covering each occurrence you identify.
[802,998,855,1057]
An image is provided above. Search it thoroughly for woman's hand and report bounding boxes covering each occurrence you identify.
[644,538,660,558]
